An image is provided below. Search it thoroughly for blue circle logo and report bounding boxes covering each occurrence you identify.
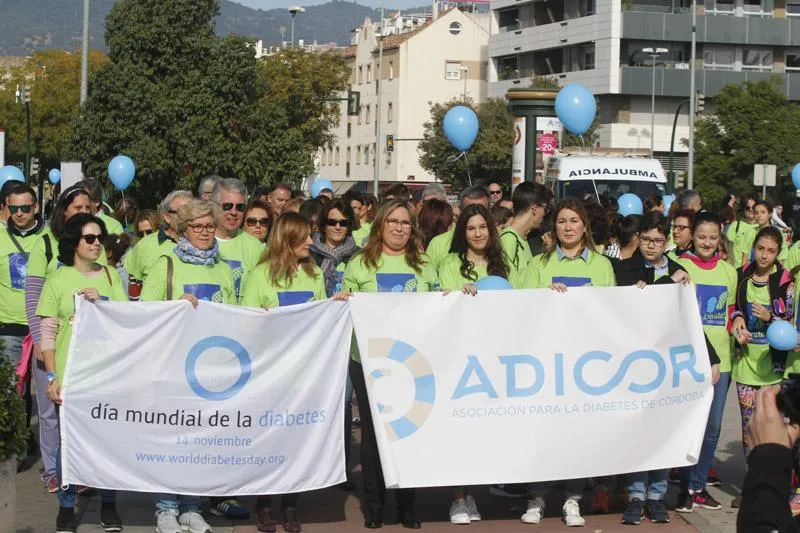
[185,336,252,401]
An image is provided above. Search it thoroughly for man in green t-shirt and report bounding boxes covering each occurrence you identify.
[427,186,490,272]
[0,183,44,365]
[125,190,193,299]
[499,182,552,289]
[211,179,265,303]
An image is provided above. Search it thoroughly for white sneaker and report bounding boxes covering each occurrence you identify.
[179,511,212,533]
[449,498,471,524]
[562,499,585,527]
[521,497,545,524]
[156,510,181,533]
[464,494,481,521]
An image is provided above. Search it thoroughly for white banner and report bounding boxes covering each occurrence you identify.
[61,298,352,495]
[350,285,713,488]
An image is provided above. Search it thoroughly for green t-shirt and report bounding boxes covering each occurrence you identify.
[342,252,438,294]
[438,253,489,291]
[216,231,265,301]
[0,225,46,325]
[677,256,737,372]
[352,222,372,247]
[786,241,800,271]
[730,220,759,268]
[425,228,455,273]
[36,266,127,383]
[240,262,326,308]
[124,230,176,281]
[499,226,534,289]
[732,279,783,386]
[140,252,236,305]
[530,248,616,289]
[737,226,788,266]
[27,229,107,280]
[98,212,124,235]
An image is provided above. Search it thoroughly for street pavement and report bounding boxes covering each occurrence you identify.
[15,388,745,533]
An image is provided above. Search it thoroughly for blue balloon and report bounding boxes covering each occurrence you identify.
[662,194,675,216]
[108,155,136,190]
[474,276,513,291]
[311,179,334,199]
[618,193,644,217]
[443,105,479,152]
[48,168,61,185]
[767,320,798,351]
[555,84,597,136]
[792,163,800,190]
[0,165,24,188]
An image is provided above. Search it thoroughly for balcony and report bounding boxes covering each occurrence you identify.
[619,65,783,97]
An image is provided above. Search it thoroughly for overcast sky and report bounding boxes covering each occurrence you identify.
[236,0,426,10]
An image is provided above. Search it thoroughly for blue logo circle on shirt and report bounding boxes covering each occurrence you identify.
[185,336,252,401]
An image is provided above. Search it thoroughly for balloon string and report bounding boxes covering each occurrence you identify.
[462,151,472,187]
[121,189,128,229]
[580,135,585,148]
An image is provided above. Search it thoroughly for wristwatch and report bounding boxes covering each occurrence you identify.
[46,372,57,383]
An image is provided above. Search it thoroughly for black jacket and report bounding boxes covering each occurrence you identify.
[613,249,720,366]
[737,443,799,533]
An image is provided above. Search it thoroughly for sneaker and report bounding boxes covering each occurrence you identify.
[490,484,527,498]
[790,490,800,516]
[209,499,249,520]
[56,506,77,533]
[520,497,545,524]
[46,474,59,493]
[691,489,722,510]
[464,495,481,521]
[449,498,470,524]
[706,468,722,487]
[157,511,182,533]
[675,491,693,513]
[592,484,610,513]
[621,498,644,525]
[645,499,670,523]
[100,503,123,532]
[179,511,212,533]
[562,499,585,527]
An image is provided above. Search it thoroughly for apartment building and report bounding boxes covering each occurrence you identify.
[488,0,800,171]
[319,8,490,191]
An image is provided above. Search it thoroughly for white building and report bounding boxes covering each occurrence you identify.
[488,0,800,177]
[319,8,490,192]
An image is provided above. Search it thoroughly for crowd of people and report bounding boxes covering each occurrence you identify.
[1,174,799,533]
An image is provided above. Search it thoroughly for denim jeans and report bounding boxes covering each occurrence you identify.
[684,371,731,491]
[627,469,668,500]
[33,357,59,479]
[528,478,585,501]
[155,494,202,515]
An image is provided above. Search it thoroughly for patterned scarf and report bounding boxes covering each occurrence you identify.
[174,236,219,266]
[310,232,357,296]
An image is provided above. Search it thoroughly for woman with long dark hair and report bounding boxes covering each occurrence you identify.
[418,198,454,250]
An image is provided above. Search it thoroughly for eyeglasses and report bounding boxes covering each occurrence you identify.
[640,235,667,247]
[187,223,216,234]
[325,219,349,228]
[136,229,154,238]
[221,203,246,213]
[489,190,502,195]
[81,234,102,244]
[673,224,691,232]
[245,217,269,227]
[534,203,551,214]
[386,218,412,229]
[8,204,33,214]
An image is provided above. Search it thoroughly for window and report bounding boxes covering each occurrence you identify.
[704,0,734,13]
[788,2,800,15]
[743,0,766,13]
[449,22,462,35]
[347,122,352,138]
[356,145,361,165]
[358,105,363,125]
[358,66,363,84]
[388,102,393,123]
[346,147,351,177]
[743,49,773,71]
[389,61,394,80]
[786,51,800,70]
[366,105,371,124]
[703,47,734,70]
[364,145,370,166]
[583,45,595,70]
[367,64,372,83]
[585,0,596,15]
[445,61,462,80]
[335,147,340,165]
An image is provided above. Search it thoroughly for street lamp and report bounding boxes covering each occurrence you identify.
[642,47,669,155]
[459,66,469,99]
[288,6,305,48]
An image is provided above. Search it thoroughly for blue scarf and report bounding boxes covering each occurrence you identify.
[174,237,219,266]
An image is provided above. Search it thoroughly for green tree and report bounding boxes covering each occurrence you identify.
[693,77,800,206]
[418,97,514,189]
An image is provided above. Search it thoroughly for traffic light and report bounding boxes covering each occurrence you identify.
[695,92,705,114]
[15,84,30,104]
[347,90,360,116]
[385,134,394,153]
[30,157,39,178]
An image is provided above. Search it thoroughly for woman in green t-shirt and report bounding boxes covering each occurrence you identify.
[37,213,126,533]
[342,199,437,529]
[439,204,508,294]
[739,200,788,267]
[730,226,795,458]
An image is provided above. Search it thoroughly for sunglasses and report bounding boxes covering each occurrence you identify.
[222,203,246,213]
[136,229,154,238]
[489,190,502,195]
[81,234,102,244]
[245,217,269,227]
[325,219,349,228]
[9,204,33,214]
